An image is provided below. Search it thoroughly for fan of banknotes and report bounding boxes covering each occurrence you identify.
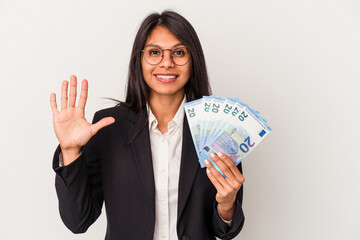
[184,95,271,175]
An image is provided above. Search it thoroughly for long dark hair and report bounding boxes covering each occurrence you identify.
[117,10,212,143]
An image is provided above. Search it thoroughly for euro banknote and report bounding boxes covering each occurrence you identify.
[184,95,271,176]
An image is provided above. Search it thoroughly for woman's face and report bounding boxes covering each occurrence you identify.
[141,26,191,99]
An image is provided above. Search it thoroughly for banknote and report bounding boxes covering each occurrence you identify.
[184,98,203,155]
[184,95,271,176]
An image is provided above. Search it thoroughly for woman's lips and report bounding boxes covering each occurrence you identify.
[155,74,178,83]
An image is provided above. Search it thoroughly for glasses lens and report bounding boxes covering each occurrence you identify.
[144,47,162,65]
[142,46,190,65]
[172,46,190,65]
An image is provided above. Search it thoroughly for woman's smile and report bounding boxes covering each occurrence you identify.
[154,73,179,83]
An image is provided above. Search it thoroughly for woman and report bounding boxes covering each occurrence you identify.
[50,11,245,240]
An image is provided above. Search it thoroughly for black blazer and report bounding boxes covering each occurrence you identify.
[53,105,245,240]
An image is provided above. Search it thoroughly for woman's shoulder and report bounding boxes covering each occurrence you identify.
[93,104,145,123]
[94,105,128,119]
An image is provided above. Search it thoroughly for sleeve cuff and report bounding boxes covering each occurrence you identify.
[58,151,83,167]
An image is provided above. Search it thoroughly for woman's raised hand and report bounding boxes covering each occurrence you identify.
[50,75,115,165]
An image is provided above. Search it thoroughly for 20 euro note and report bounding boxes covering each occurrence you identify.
[199,111,269,176]
[198,124,250,175]
[185,96,271,177]
[184,98,203,155]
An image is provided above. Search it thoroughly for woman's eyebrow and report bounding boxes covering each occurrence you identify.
[144,43,186,49]
[173,43,186,48]
[143,44,161,48]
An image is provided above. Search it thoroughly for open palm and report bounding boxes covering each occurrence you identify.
[50,75,115,164]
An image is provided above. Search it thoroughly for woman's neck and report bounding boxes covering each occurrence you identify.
[148,92,184,134]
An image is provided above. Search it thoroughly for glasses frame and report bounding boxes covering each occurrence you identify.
[141,45,191,66]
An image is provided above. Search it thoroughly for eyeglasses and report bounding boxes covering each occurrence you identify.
[141,45,191,66]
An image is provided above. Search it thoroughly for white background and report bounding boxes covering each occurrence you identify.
[0,0,359,239]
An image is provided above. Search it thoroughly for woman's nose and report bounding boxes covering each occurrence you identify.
[159,50,175,68]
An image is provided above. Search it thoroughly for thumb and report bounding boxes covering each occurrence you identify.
[90,117,115,135]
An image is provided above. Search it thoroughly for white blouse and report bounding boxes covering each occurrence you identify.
[147,97,185,240]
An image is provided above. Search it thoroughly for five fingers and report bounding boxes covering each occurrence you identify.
[50,75,88,114]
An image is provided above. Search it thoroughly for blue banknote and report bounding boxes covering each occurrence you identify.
[184,95,271,177]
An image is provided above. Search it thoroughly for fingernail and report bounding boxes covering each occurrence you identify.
[210,152,215,158]
[206,168,210,173]
[204,159,210,165]
[217,152,223,157]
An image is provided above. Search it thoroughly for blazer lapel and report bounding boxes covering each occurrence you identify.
[127,108,155,210]
[177,116,200,221]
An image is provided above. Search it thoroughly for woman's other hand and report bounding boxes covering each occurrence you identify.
[205,152,245,221]
[50,75,115,166]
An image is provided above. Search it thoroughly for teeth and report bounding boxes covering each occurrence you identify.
[156,75,176,79]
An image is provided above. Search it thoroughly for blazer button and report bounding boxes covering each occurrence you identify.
[181,235,190,240]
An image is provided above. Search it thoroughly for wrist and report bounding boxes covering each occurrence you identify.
[217,202,235,221]
[218,200,235,211]
[61,147,81,166]
[218,202,235,212]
